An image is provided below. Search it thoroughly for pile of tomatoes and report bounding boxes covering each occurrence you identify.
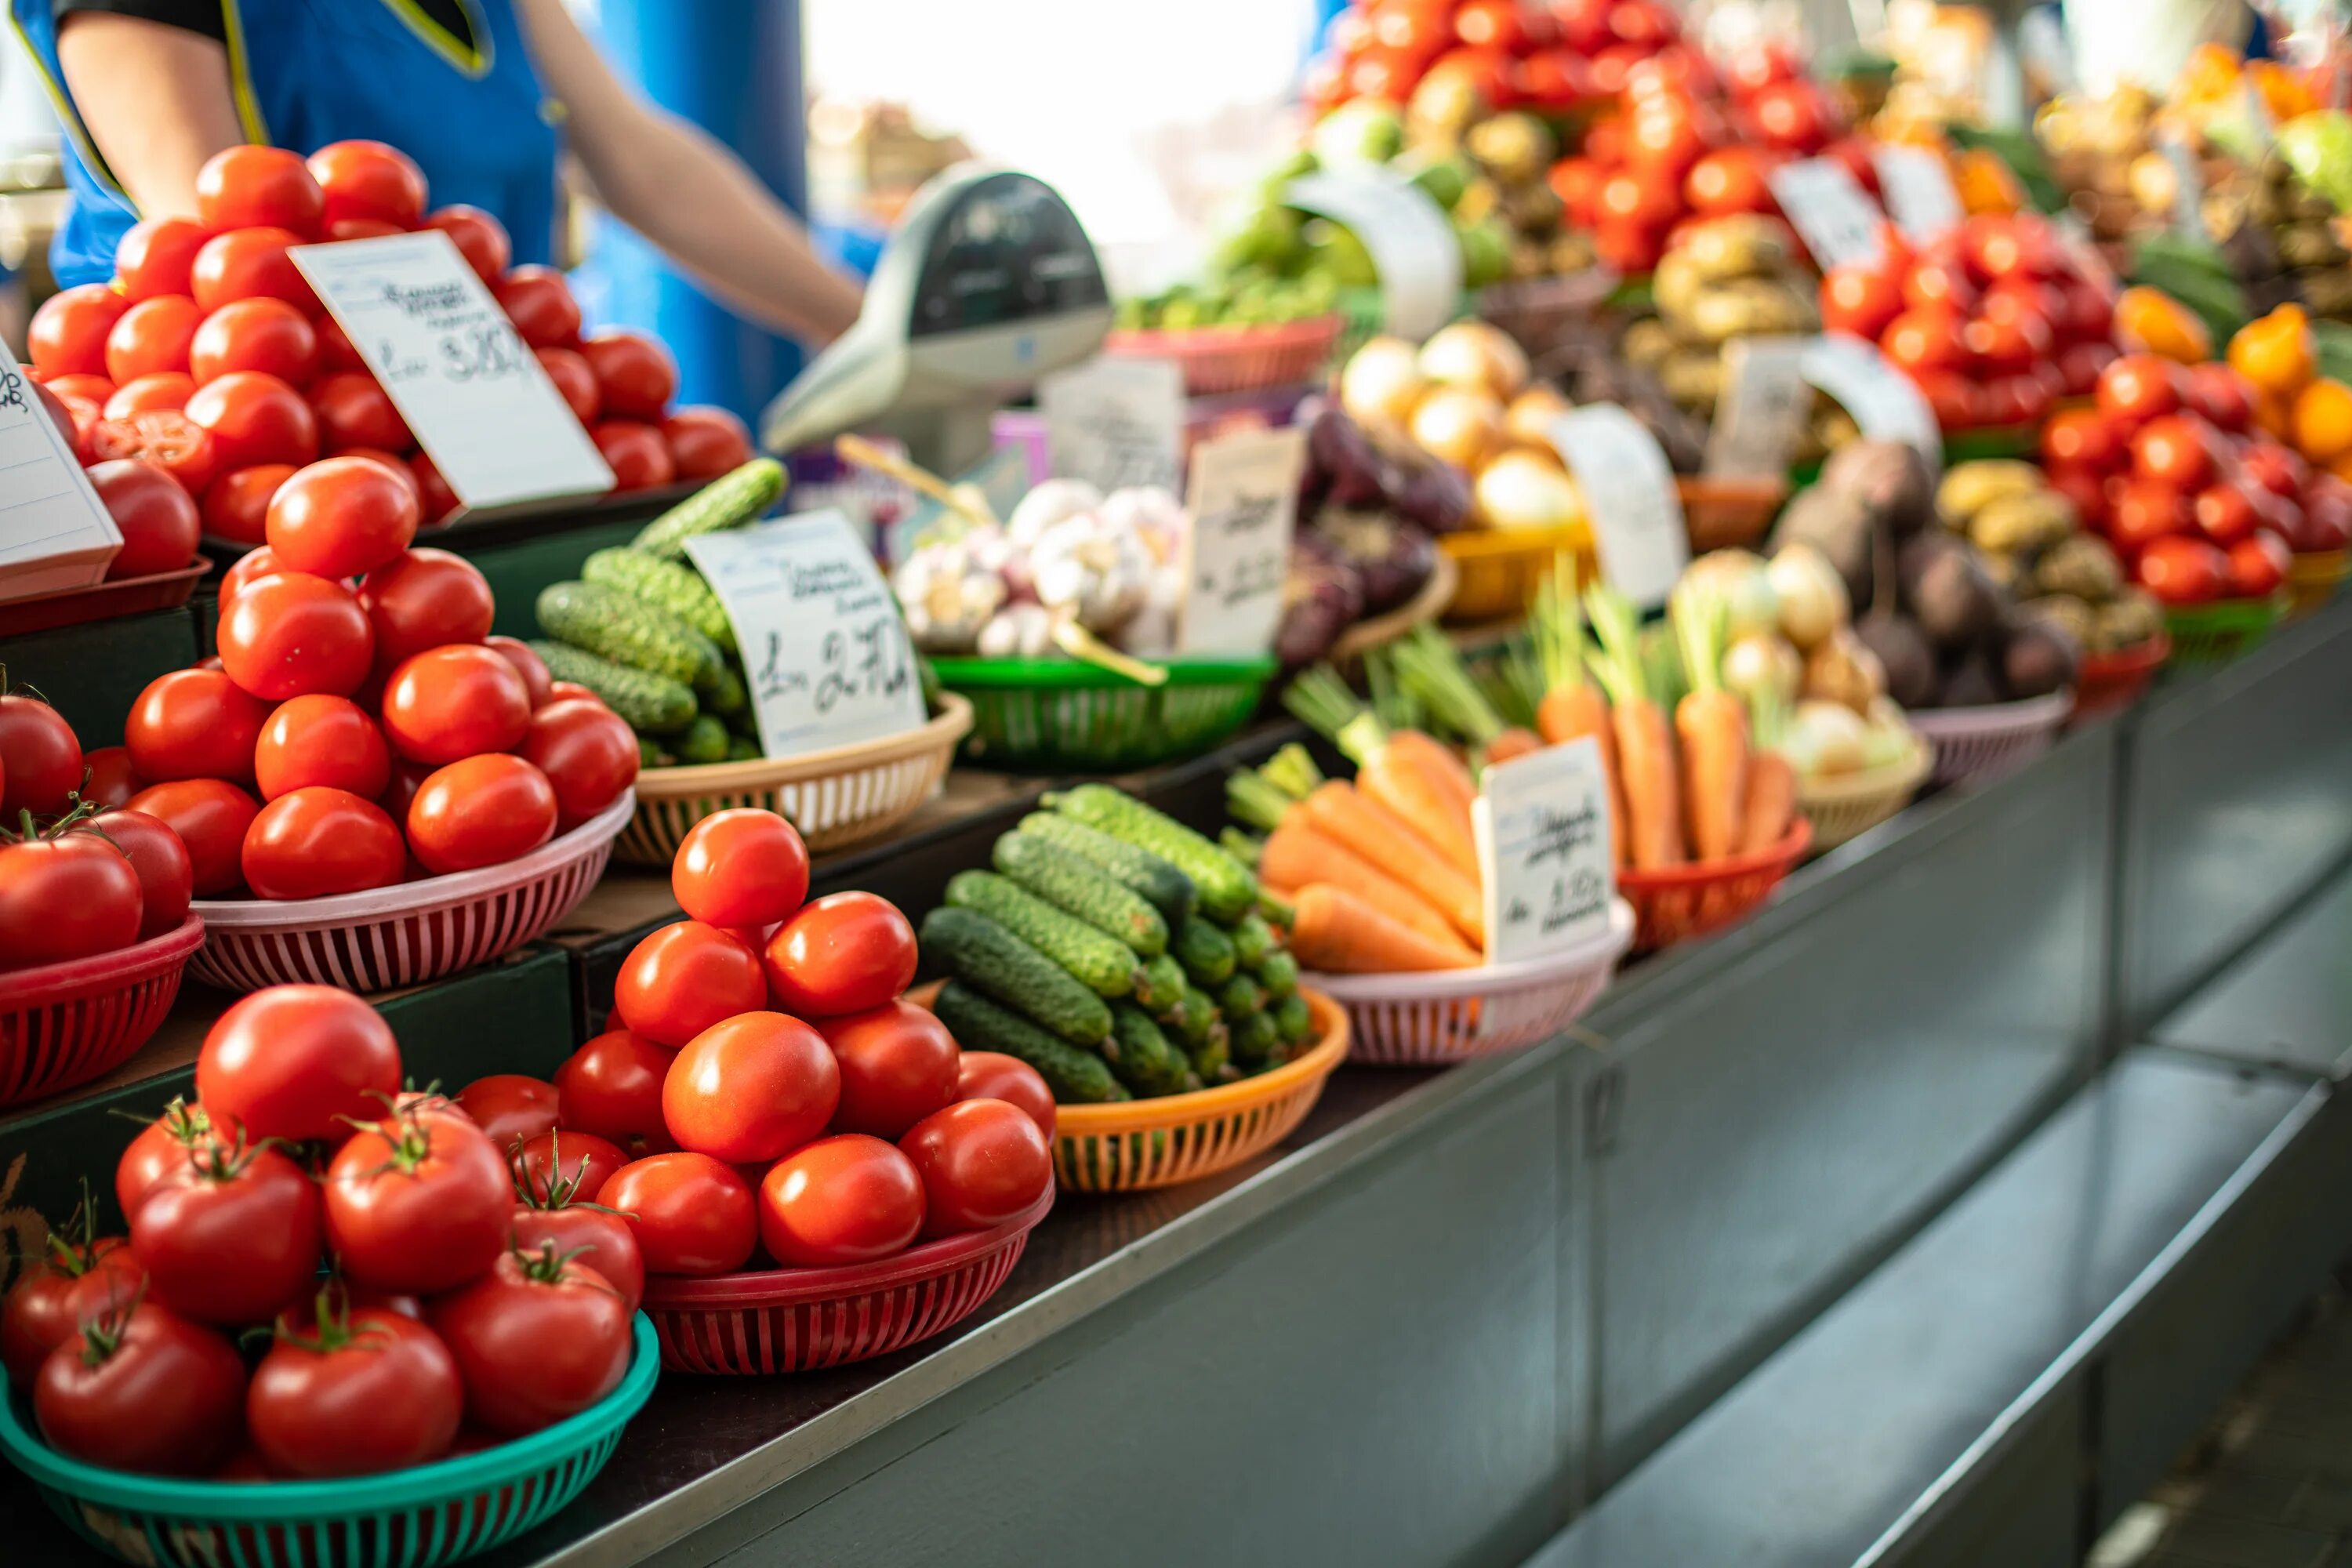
[100,466,637,901]
[1303,0,1671,119]
[1817,212,2120,431]
[24,140,750,539]
[2038,353,2352,606]
[0,985,638,1479]
[503,809,1054,1278]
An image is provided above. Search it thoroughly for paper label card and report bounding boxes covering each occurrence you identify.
[292,230,614,512]
[1872,146,1965,246]
[1036,355,1185,497]
[1474,735,1616,964]
[1801,333,1942,472]
[685,510,927,757]
[1705,336,1813,479]
[2155,130,2206,241]
[1547,404,1687,610]
[1766,158,1888,271]
[0,340,122,601]
[1177,426,1305,656]
[1285,169,1464,340]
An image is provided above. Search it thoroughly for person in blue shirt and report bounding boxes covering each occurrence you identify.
[9,0,862,344]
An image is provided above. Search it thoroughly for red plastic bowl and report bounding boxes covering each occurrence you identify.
[0,916,204,1108]
[2072,633,2169,720]
[640,1186,1052,1374]
[1615,820,1811,954]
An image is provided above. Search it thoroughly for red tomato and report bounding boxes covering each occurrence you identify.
[313,313,364,374]
[512,1127,630,1204]
[661,1011,839,1163]
[96,808,193,940]
[89,409,218,495]
[660,406,753,481]
[1744,78,1829,151]
[103,372,196,419]
[125,779,259,895]
[1961,214,2054,279]
[189,296,316,386]
[533,346,601,426]
[956,1051,1056,1138]
[1594,167,1679,229]
[2041,408,2123,471]
[455,1074,561,1150]
[242,786,405,898]
[355,548,492,672]
[246,1305,462,1477]
[486,634,553,708]
[197,145,323,237]
[511,1204,644,1316]
[1682,147,1772,216]
[591,419,676,492]
[756,1134,925,1267]
[33,1305,246,1475]
[2097,354,2186,422]
[40,373,117,411]
[408,449,459,524]
[553,1031,678,1156]
[307,140,426,230]
[1962,312,2053,375]
[1900,257,1977,318]
[1979,274,2065,334]
[421,205,511,285]
[216,571,374,701]
[0,689,82,818]
[307,371,410,452]
[88,459,201,579]
[1547,156,1603,224]
[582,330,677,420]
[2132,415,2219,490]
[427,1243,631,1434]
[763,892,917,1018]
[898,1098,1052,1238]
[27,284,130,376]
[2136,535,2230,604]
[2045,464,2111,532]
[132,1139,324,1323]
[519,696,639,829]
[1,1233,143,1388]
[379,644,530,763]
[115,218,209,302]
[116,1098,212,1221]
[1820,263,1904,341]
[406,753,557,874]
[252,693,390,800]
[103,294,202,384]
[1881,309,1965,375]
[326,1105,512,1293]
[2240,441,2310,501]
[2058,341,2117,398]
[42,383,100,461]
[2229,532,2291,597]
[545,681,601,706]
[186,370,318,469]
[2185,363,2255,433]
[597,1152,757,1276]
[2191,482,2262,546]
[818,1002,960,1141]
[0,826,143,969]
[191,227,313,314]
[2108,477,2192,554]
[79,746,146,809]
[615,920,769,1047]
[492,264,580,347]
[202,463,296,544]
[670,809,808,927]
[197,982,399,1142]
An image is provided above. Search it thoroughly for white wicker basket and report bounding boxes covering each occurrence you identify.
[1907,691,2074,789]
[1795,741,1933,851]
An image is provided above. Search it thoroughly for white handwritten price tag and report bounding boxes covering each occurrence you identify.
[1872,146,1965,245]
[1547,404,1686,610]
[1036,355,1185,496]
[1705,336,1813,479]
[1766,158,1888,270]
[1801,333,1942,473]
[1285,170,1464,340]
[1178,426,1305,656]
[1474,736,1616,964]
[0,341,121,601]
[686,510,926,757]
[292,231,613,512]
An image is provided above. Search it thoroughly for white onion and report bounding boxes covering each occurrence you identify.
[1503,383,1573,448]
[1417,321,1531,401]
[1767,543,1850,651]
[1679,550,1779,640]
[1721,632,1802,707]
[1472,448,1584,532]
[1785,699,1871,776]
[1340,337,1427,428]
[1410,387,1506,472]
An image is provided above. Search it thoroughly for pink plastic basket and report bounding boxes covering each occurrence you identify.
[0,916,204,1108]
[1304,900,1633,1066]
[640,1187,1051,1374]
[184,792,632,994]
[1907,691,2074,788]
[1101,314,1345,394]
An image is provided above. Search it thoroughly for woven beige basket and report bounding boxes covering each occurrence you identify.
[1795,740,1933,852]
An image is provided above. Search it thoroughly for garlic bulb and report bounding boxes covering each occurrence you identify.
[891,539,1007,654]
[1031,514,1152,634]
[1098,485,1189,566]
[977,603,1059,659]
[1007,478,1104,548]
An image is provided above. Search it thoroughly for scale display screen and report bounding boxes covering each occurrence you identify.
[906,172,1106,339]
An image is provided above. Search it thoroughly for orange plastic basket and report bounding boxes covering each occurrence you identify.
[0,916,204,1109]
[2072,633,2169,720]
[1100,314,1345,395]
[1439,525,1592,624]
[1616,819,1811,954]
[2287,550,2349,619]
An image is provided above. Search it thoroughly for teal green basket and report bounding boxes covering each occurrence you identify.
[1941,423,2040,464]
[2162,593,2288,666]
[930,655,1277,771]
[0,1316,658,1568]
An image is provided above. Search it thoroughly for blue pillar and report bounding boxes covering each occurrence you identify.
[575,0,808,424]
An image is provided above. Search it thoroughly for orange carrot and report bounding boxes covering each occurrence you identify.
[1304,780,1485,945]
[1259,819,1464,948]
[1484,727,1543,764]
[1534,564,1627,867]
[1739,750,1796,854]
[1290,883,1479,973]
[1360,731,1479,877]
[1671,593,1749,864]
[1586,587,1684,869]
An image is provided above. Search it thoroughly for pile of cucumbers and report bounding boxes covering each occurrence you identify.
[528,457,786,768]
[922,785,1314,1105]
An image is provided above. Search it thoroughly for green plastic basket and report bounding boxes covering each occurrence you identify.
[0,1316,658,1568]
[930,655,1277,771]
[2162,593,2288,666]
[1941,423,2040,464]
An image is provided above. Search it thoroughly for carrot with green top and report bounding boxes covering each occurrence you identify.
[1303,779,1483,945]
[1532,560,1624,866]
[1739,684,1798,855]
[1670,589,1750,865]
[1285,666,1478,877]
[1289,883,1479,973]
[1585,586,1684,870]
[1258,818,1464,948]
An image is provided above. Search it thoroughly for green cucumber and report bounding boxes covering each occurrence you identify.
[528,641,697,735]
[703,665,747,718]
[1136,954,1185,1014]
[1251,950,1299,1000]
[1171,916,1236,988]
[992,832,1167,956]
[630,457,786,560]
[1272,991,1314,1047]
[581,546,737,653]
[1015,812,1196,924]
[1044,785,1257,922]
[945,871,1141,999]
[724,735,760,761]
[1186,1021,1232,1084]
[1167,985,1221,1047]
[1106,1004,1192,1097]
[1228,912,1279,967]
[537,579,724,691]
[1217,973,1264,1022]
[1229,1009,1279,1069]
[677,714,730,764]
[919,907,1112,1047]
[934,982,1127,1104]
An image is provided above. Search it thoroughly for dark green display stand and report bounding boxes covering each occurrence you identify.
[0,608,199,748]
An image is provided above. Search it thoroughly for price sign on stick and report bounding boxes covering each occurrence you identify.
[1547,403,1687,610]
[1872,145,1965,246]
[1766,158,1889,270]
[1801,333,1941,472]
[1037,355,1185,496]
[1474,736,1616,964]
[687,510,927,757]
[1285,170,1464,340]
[293,231,613,511]
[1178,426,1305,656]
[1705,336,1813,479]
[0,339,122,601]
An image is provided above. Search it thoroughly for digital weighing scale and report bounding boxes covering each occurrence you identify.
[760,165,1112,477]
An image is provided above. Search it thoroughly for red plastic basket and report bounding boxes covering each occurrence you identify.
[0,561,208,638]
[640,1188,1051,1374]
[2072,634,2169,720]
[1616,819,1811,954]
[0,916,204,1109]
[1101,314,1345,395]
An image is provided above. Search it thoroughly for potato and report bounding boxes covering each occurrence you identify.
[1658,349,1726,411]
[1621,316,1676,369]
[1685,280,1817,345]
[1653,252,1704,320]
[2034,535,2124,602]
[1968,492,2075,554]
[1935,461,2045,524]
[1679,215,1789,281]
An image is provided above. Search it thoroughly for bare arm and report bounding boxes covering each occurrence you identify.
[55,14,245,220]
[514,0,862,346]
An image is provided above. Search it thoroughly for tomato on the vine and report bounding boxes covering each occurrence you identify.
[519,697,638,829]
[615,920,768,1047]
[512,1127,632,1204]
[899,1099,1052,1237]
[115,1098,212,1221]
[0,823,143,970]
[597,1152,757,1275]
[197,982,401,1142]
[405,753,557,874]
[33,1304,247,1475]
[87,459,201,579]
[427,1243,632,1436]
[956,1051,1056,1138]
[216,571,375,702]
[125,779,259,895]
[96,808,192,939]
[78,746,146,810]
[818,1001,959,1140]
[246,1302,463,1478]
[132,1138,324,1324]
[326,1105,513,1294]
[0,688,83,818]
[758,1134,925,1267]
[671,809,808,928]
[453,1073,561,1150]
[662,1011,838,1163]
[763,892,918,1018]
[242,786,406,898]
[1,1225,144,1387]
[379,644,530,763]
[511,1203,644,1316]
